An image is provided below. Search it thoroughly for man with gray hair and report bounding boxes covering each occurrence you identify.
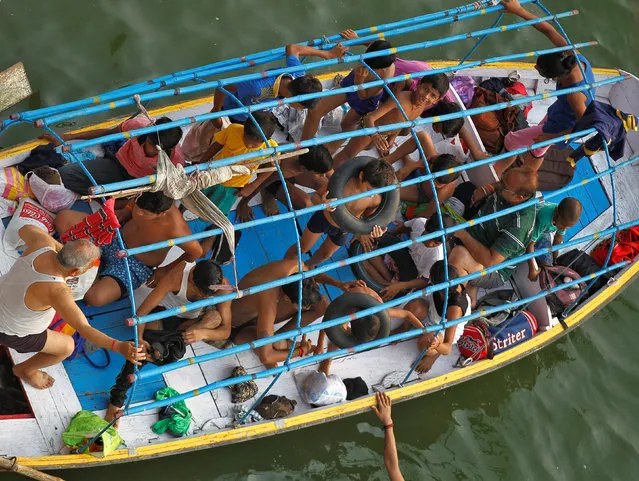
[0,225,145,389]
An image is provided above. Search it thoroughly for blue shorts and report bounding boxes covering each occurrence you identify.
[534,232,553,266]
[99,237,154,297]
[341,71,384,116]
[306,211,349,247]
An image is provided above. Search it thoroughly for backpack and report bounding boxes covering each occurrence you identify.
[457,311,538,363]
[556,249,611,295]
[538,265,587,315]
[475,289,518,326]
[535,145,577,191]
[590,226,639,267]
[470,79,530,154]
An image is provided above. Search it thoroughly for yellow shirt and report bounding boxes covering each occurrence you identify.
[213,123,278,188]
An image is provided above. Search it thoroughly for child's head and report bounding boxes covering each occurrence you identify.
[359,159,396,188]
[243,111,277,148]
[363,40,396,70]
[134,191,173,218]
[404,298,429,321]
[351,314,381,343]
[281,278,322,310]
[423,215,444,248]
[430,260,462,298]
[139,117,183,157]
[554,197,582,231]
[192,260,224,296]
[298,145,333,174]
[535,52,577,80]
[432,153,462,186]
[429,101,464,138]
[414,73,449,106]
[288,75,323,110]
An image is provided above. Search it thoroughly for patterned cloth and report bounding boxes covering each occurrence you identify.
[61,198,120,246]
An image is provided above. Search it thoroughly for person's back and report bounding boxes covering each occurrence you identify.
[0,246,65,339]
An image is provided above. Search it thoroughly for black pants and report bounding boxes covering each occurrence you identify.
[59,156,133,195]
[376,233,419,282]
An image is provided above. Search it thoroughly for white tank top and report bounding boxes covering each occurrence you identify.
[160,262,203,319]
[0,247,66,337]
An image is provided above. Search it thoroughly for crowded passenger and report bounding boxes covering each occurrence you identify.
[285,158,396,268]
[330,73,450,168]
[229,258,363,368]
[134,259,233,345]
[449,166,538,304]
[495,0,596,174]
[182,37,350,162]
[193,111,278,215]
[41,116,184,195]
[301,40,397,142]
[235,145,333,222]
[0,225,144,389]
[55,192,203,307]
[526,198,582,281]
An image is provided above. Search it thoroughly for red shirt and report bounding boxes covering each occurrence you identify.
[116,118,185,177]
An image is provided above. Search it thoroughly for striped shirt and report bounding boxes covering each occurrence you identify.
[467,193,536,279]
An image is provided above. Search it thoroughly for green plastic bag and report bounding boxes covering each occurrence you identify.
[151,387,192,437]
[62,410,123,457]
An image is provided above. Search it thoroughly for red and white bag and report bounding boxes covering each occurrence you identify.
[3,198,56,250]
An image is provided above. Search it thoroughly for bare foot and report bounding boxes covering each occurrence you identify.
[13,366,55,389]
[262,193,280,217]
[105,403,123,429]
[182,328,209,344]
[415,353,439,374]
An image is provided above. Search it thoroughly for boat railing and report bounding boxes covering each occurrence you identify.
[0,0,632,448]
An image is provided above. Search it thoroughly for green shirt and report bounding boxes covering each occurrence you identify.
[467,193,536,279]
[532,202,566,242]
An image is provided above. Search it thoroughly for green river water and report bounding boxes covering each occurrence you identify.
[1,0,638,479]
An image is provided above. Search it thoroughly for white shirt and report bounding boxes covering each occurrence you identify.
[404,218,444,278]
[417,124,469,162]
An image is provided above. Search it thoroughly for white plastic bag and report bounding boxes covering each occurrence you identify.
[3,197,56,250]
[27,169,77,213]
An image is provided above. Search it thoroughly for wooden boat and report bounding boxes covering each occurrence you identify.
[0,1,638,471]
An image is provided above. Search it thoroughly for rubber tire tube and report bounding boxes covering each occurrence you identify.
[322,292,391,349]
[327,156,399,235]
[347,240,388,293]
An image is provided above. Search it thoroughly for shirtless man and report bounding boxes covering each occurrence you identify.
[230,258,361,368]
[55,192,203,307]
[134,259,232,345]
[284,158,397,268]
[235,145,333,222]
[331,74,450,168]
[0,226,144,389]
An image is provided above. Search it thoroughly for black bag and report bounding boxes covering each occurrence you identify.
[556,249,611,295]
[475,289,518,326]
[536,145,576,191]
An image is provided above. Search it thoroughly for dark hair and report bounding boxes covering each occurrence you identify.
[430,260,461,300]
[135,191,173,214]
[363,40,396,70]
[351,314,381,342]
[536,52,577,79]
[192,260,223,296]
[429,101,464,138]
[244,110,277,142]
[298,145,333,174]
[281,278,322,309]
[420,73,450,97]
[424,215,443,236]
[432,153,462,185]
[556,197,582,224]
[360,159,396,188]
[288,75,323,109]
[137,117,183,150]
